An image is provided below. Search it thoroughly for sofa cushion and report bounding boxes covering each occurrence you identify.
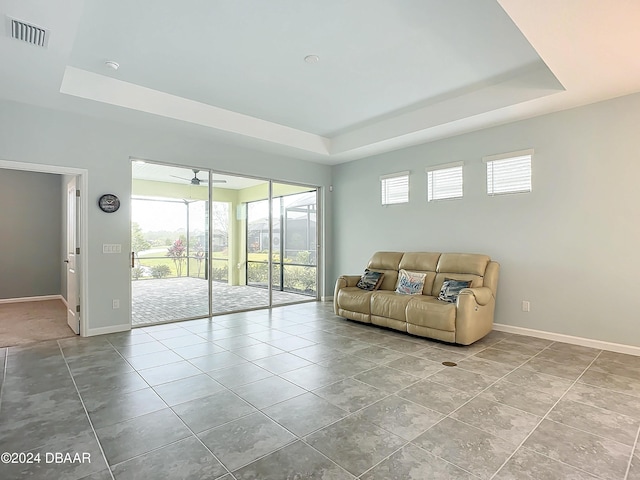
[371,291,413,321]
[431,273,483,297]
[406,297,457,332]
[337,287,372,314]
[437,279,472,303]
[368,251,404,270]
[356,269,385,291]
[436,253,490,276]
[398,252,439,294]
[395,269,427,295]
[367,252,403,291]
[399,252,440,271]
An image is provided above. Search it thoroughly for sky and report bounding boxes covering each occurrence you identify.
[132,192,313,232]
[132,198,207,232]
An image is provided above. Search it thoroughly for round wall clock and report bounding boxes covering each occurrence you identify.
[98,194,120,213]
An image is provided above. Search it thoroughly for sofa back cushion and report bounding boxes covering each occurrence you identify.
[367,252,493,296]
[367,252,404,291]
[431,253,489,296]
[437,253,490,276]
[398,252,440,294]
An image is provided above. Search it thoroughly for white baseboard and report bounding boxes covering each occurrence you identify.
[0,294,64,304]
[321,296,334,302]
[84,324,131,337]
[493,323,640,357]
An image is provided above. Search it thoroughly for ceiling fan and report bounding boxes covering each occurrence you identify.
[170,169,226,186]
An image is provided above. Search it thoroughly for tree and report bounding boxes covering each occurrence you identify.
[166,238,187,277]
[131,222,151,265]
[212,202,229,251]
[192,240,205,278]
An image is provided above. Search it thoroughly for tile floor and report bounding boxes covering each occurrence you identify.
[0,302,639,480]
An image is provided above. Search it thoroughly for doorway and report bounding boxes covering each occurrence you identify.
[131,160,319,326]
[0,159,88,339]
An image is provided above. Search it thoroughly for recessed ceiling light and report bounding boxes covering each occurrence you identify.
[304,55,320,64]
[104,60,119,70]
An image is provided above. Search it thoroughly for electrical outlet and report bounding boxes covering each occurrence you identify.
[522,300,530,312]
[112,299,120,309]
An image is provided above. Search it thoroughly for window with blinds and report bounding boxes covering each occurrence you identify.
[380,171,409,205]
[484,150,533,195]
[426,162,463,201]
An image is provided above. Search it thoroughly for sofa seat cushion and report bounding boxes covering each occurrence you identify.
[371,291,413,321]
[337,287,372,314]
[406,296,456,332]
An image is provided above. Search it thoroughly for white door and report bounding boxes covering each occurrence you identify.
[66,177,80,334]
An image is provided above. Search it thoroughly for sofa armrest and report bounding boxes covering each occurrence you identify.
[334,275,362,313]
[458,287,493,306]
[339,275,362,288]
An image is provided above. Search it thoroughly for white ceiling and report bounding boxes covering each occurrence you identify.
[1,0,640,164]
[132,161,266,189]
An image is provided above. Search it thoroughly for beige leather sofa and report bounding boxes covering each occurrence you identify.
[334,252,499,345]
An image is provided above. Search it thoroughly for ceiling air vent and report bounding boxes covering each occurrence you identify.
[9,18,48,47]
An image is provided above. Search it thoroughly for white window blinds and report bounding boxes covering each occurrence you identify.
[380,171,409,205]
[426,162,463,201]
[484,150,533,195]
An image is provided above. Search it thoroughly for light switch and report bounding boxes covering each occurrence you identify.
[103,244,122,254]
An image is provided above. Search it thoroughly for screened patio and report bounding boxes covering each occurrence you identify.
[131,277,312,326]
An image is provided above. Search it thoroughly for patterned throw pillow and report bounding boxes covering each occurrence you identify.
[437,278,472,303]
[357,269,385,291]
[395,269,427,295]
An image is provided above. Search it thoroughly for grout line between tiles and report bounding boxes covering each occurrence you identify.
[111,313,348,475]
[488,349,605,480]
[379,347,538,477]
[0,349,6,412]
[357,441,482,480]
[105,337,237,478]
[356,338,560,478]
[57,339,117,480]
[624,424,640,480]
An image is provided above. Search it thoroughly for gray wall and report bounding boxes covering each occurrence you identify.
[0,100,332,333]
[331,92,640,347]
[0,168,62,299]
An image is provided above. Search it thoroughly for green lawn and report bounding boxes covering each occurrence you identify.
[133,250,315,294]
[134,249,228,279]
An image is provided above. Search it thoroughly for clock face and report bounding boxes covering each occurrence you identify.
[98,194,120,213]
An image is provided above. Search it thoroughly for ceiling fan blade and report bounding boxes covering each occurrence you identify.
[194,178,228,184]
[170,172,227,185]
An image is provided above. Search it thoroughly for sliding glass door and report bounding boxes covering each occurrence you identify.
[212,173,270,314]
[132,160,318,325]
[271,184,318,306]
[131,162,210,326]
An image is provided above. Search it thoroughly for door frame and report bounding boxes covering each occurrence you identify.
[0,159,89,336]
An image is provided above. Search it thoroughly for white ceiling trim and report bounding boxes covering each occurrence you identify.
[60,66,331,156]
[60,63,563,163]
[331,62,563,156]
